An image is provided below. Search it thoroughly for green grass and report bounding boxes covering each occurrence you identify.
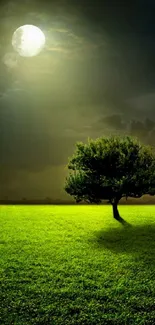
[0,205,155,325]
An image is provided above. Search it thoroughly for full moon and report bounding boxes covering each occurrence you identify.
[12,25,46,57]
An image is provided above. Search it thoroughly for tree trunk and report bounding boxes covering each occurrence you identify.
[112,201,132,227]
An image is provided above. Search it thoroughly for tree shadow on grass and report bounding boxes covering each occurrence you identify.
[89,223,155,267]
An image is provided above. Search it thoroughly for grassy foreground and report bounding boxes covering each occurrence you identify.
[0,205,155,325]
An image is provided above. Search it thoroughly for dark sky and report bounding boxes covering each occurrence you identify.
[1,0,155,200]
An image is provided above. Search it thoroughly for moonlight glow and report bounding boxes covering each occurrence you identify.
[12,25,46,57]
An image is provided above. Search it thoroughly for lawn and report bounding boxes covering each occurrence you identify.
[0,204,155,325]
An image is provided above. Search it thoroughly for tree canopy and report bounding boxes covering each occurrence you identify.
[64,135,155,225]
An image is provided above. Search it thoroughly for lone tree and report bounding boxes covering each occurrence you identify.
[64,135,155,226]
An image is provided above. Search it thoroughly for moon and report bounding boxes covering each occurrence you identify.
[12,25,46,57]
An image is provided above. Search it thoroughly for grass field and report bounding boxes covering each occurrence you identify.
[0,205,155,325]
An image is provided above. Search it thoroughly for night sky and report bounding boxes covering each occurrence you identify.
[1,0,155,201]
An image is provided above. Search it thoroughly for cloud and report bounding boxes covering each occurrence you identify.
[97,114,126,130]
[92,113,155,145]
[128,118,155,144]
[2,52,18,68]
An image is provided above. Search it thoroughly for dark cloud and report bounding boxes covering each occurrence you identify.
[94,114,155,146]
[96,114,126,130]
[129,118,155,146]
[129,119,150,140]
